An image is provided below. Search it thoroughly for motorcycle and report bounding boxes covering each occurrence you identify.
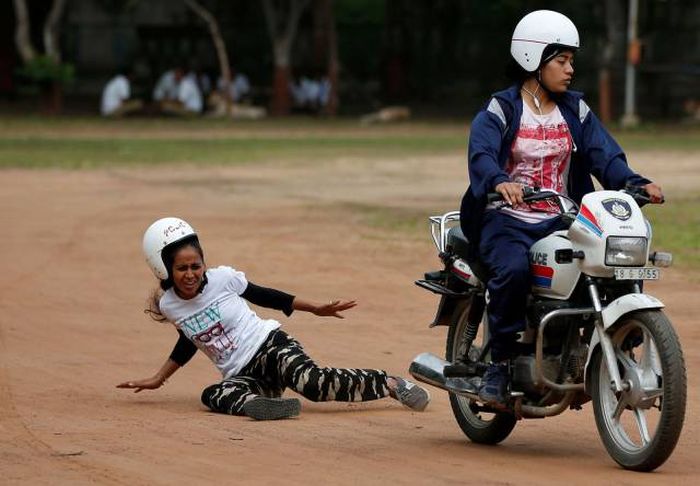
[409,186,686,471]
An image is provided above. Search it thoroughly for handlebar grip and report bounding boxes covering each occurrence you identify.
[487,186,536,204]
[487,192,504,203]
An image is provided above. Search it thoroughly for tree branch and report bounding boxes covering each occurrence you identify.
[13,0,36,63]
[185,0,231,100]
[285,0,310,51]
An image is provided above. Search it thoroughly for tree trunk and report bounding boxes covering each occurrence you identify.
[263,0,310,115]
[185,0,232,107]
[316,0,338,116]
[44,0,68,63]
[599,0,627,124]
[13,0,36,63]
[42,81,63,115]
[272,65,292,115]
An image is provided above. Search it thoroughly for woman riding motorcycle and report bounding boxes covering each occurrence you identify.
[459,9,664,408]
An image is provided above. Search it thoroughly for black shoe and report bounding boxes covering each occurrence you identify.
[242,397,301,420]
[478,362,510,408]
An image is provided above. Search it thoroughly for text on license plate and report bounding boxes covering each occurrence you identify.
[614,267,660,280]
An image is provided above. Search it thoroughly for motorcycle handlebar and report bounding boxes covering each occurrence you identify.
[487,184,664,208]
[623,184,664,207]
[486,186,549,205]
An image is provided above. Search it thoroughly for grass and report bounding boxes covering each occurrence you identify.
[344,203,428,237]
[0,136,463,168]
[2,116,699,169]
[644,195,700,270]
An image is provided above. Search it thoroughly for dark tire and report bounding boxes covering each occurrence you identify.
[590,310,686,471]
[446,300,516,444]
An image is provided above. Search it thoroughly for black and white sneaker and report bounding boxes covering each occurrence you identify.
[390,377,431,412]
[242,397,301,421]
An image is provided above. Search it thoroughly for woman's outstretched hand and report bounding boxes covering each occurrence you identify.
[116,376,164,393]
[292,297,358,319]
[312,300,357,318]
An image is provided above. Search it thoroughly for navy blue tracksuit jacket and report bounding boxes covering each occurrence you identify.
[460,85,650,253]
[459,85,652,360]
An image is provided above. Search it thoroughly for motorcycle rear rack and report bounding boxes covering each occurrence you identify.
[429,210,461,253]
[415,279,471,298]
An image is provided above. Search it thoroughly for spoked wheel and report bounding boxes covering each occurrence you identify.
[591,310,686,471]
[445,298,516,444]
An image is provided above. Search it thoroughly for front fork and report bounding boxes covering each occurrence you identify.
[586,277,625,393]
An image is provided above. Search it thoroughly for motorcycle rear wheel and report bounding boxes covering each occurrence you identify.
[591,310,686,471]
[446,300,516,444]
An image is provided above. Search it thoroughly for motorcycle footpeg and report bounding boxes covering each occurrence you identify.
[445,377,479,395]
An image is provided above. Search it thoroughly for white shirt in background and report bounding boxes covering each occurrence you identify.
[178,75,203,112]
[217,73,251,102]
[153,70,177,101]
[100,75,130,116]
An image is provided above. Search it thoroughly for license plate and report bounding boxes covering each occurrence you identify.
[614,267,660,280]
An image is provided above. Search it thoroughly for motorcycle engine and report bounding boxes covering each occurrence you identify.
[512,343,588,398]
[512,355,560,396]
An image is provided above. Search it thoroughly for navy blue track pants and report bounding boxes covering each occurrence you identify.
[479,210,567,361]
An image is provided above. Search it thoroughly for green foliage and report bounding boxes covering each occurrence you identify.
[644,196,700,270]
[0,119,462,168]
[16,56,75,85]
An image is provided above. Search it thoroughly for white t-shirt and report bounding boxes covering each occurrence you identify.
[159,266,280,379]
[178,75,203,112]
[153,70,177,101]
[497,102,573,223]
[217,74,251,102]
[100,75,130,115]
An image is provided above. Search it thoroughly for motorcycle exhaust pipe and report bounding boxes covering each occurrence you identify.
[409,352,480,398]
[411,352,572,418]
[409,352,450,388]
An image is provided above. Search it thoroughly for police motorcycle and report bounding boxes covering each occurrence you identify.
[409,185,686,471]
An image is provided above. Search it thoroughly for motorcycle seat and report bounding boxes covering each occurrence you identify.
[446,226,491,283]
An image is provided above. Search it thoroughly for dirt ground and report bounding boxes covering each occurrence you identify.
[1,148,699,485]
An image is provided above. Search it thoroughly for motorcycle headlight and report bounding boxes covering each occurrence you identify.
[605,237,648,266]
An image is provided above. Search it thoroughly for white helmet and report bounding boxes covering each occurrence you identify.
[511,10,579,72]
[142,217,197,280]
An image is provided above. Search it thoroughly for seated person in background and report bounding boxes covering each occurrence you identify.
[100,69,143,117]
[152,68,179,102]
[216,68,251,103]
[159,67,203,116]
[289,74,329,112]
[196,68,213,100]
[207,68,265,119]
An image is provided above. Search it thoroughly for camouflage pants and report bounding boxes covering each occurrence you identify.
[200,329,391,415]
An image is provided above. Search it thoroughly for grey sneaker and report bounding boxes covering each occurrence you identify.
[390,377,431,412]
[242,397,301,421]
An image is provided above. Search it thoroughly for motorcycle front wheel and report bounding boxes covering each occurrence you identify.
[591,310,686,471]
[446,298,516,444]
